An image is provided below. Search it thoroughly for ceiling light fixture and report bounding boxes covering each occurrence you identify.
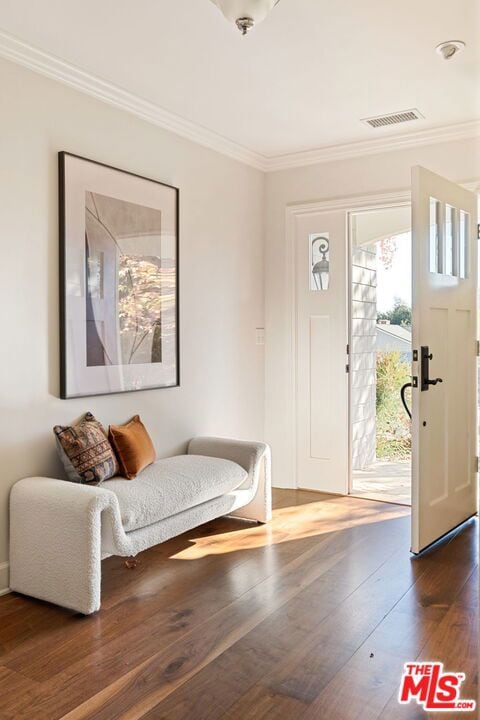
[210,0,280,35]
[435,40,466,61]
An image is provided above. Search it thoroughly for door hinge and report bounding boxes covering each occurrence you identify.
[477,223,480,240]
[345,364,350,373]
[476,340,480,357]
[346,343,350,355]
[475,456,479,473]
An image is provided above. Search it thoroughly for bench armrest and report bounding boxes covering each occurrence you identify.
[187,437,272,523]
[10,477,119,614]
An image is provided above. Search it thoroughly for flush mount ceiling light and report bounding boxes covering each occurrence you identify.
[210,0,280,35]
[435,40,466,60]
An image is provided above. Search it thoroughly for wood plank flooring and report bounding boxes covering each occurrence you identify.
[0,489,477,719]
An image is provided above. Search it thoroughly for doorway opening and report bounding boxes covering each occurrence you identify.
[349,205,412,506]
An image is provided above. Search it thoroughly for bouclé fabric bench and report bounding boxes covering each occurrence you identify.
[10,437,271,614]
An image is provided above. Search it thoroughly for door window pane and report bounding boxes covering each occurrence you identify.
[459,210,469,279]
[310,234,330,290]
[429,198,441,273]
[445,204,456,276]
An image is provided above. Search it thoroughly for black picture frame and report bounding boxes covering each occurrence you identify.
[59,151,180,399]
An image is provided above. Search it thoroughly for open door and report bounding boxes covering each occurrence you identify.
[411,166,478,554]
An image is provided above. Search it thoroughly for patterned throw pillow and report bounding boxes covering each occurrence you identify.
[54,412,119,483]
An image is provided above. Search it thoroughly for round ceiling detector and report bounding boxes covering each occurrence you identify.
[435,40,466,60]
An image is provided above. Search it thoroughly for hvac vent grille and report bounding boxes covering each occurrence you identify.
[362,109,424,129]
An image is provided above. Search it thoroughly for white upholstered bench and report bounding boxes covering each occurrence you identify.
[9,437,271,614]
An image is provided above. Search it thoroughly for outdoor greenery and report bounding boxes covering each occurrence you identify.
[376,351,411,460]
[377,298,411,328]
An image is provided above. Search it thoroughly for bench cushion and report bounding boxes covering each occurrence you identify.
[102,454,248,532]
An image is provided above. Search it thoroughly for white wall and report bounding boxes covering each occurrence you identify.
[0,58,265,593]
[265,136,480,488]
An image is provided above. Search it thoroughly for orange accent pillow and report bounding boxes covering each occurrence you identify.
[108,415,156,480]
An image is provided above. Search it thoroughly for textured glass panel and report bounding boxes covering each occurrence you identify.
[459,210,469,279]
[310,233,330,291]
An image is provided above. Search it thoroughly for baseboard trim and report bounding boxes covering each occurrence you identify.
[0,562,10,596]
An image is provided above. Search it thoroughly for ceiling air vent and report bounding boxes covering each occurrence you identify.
[362,109,424,129]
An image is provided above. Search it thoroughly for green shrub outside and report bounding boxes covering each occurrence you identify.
[376,351,411,459]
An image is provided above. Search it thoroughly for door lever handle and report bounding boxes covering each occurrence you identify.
[420,346,443,391]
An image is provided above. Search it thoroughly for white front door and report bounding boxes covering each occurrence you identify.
[295,210,348,493]
[411,166,478,554]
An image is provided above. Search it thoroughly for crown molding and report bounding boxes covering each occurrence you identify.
[0,29,266,170]
[264,119,480,171]
[0,29,479,174]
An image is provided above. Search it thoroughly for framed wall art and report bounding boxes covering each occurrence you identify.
[59,152,179,398]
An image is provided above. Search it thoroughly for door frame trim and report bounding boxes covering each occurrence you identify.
[285,180,480,492]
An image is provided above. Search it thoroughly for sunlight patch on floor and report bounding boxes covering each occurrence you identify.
[171,498,410,560]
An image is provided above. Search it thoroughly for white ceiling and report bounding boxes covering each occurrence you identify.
[0,0,479,163]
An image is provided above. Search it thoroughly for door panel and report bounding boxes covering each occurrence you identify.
[295,211,348,494]
[411,166,478,554]
[309,315,332,459]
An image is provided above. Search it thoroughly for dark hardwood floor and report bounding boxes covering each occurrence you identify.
[0,489,477,719]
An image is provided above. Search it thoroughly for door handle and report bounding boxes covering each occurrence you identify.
[420,346,443,391]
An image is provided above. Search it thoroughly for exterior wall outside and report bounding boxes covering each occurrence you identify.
[351,246,377,470]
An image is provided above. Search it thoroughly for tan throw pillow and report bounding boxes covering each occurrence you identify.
[109,415,156,480]
[54,412,119,483]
